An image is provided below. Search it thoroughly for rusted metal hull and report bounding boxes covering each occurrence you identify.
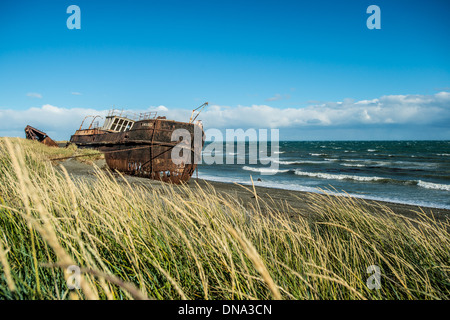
[25,125,59,147]
[70,119,203,184]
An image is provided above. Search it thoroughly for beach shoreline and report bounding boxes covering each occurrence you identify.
[61,158,450,222]
[191,178,450,221]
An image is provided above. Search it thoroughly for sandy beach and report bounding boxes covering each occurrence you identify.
[60,158,450,222]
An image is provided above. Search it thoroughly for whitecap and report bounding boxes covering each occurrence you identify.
[294,170,387,182]
[417,181,450,191]
[271,159,327,165]
[341,163,366,167]
[243,166,290,174]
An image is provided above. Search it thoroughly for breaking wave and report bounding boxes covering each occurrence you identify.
[293,170,450,191]
[272,159,327,165]
[293,170,388,182]
[242,166,290,174]
[417,181,450,191]
[341,163,366,167]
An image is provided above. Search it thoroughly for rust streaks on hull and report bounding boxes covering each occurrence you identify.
[70,116,203,184]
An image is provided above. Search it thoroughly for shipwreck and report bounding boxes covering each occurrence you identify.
[69,103,207,184]
[24,125,59,147]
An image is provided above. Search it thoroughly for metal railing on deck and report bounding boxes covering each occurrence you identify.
[107,109,158,121]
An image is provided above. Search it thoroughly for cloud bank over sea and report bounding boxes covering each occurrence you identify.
[1,92,449,141]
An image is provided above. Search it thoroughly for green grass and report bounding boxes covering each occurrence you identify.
[0,137,449,300]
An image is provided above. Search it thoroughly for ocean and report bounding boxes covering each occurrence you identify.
[197,141,450,209]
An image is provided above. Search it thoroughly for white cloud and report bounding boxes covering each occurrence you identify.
[1,91,449,140]
[0,105,107,140]
[195,92,450,129]
[152,105,168,112]
[71,92,82,95]
[26,92,42,98]
[265,93,291,102]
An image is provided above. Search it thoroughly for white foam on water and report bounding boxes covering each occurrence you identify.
[197,173,320,193]
[293,170,449,191]
[294,170,387,182]
[417,180,450,191]
[196,174,450,210]
[341,163,366,167]
[270,159,327,165]
[242,166,290,174]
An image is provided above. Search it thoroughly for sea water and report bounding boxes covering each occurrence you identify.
[197,141,450,209]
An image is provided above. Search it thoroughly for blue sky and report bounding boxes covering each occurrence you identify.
[0,0,449,140]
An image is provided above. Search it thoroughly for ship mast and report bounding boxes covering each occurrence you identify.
[189,102,208,123]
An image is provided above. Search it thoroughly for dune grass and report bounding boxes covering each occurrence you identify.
[0,137,448,300]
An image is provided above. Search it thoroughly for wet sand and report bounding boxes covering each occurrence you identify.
[59,159,450,222]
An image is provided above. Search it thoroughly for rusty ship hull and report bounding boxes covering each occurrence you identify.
[70,115,204,184]
[25,125,59,147]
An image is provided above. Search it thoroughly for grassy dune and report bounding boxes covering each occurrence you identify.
[0,137,449,300]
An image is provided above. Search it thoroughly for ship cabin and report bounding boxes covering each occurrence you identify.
[101,109,157,132]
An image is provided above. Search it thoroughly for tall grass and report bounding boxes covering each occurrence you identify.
[0,137,449,300]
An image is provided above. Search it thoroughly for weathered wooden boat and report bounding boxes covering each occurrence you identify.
[69,103,207,184]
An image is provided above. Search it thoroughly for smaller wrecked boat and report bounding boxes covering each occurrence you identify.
[69,103,207,184]
[24,125,59,147]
